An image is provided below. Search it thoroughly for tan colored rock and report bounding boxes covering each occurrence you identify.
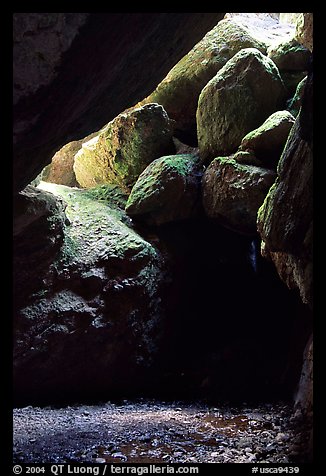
[295,13,313,52]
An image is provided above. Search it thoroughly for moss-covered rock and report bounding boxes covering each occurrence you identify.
[14,181,168,403]
[73,104,175,191]
[239,110,295,169]
[287,76,307,117]
[202,157,276,235]
[138,19,266,142]
[126,154,201,226]
[268,38,311,72]
[257,74,313,306]
[197,48,286,163]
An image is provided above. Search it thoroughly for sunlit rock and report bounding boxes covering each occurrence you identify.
[74,104,175,190]
[197,48,286,163]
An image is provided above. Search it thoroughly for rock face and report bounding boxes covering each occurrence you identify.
[139,19,266,143]
[202,157,276,235]
[257,74,313,306]
[13,186,67,307]
[286,76,307,117]
[13,183,168,404]
[13,12,225,193]
[73,104,174,190]
[295,13,313,52]
[239,110,295,169]
[125,154,201,226]
[197,48,286,163]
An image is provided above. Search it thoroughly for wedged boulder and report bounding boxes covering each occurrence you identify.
[125,154,201,226]
[73,104,175,190]
[268,38,311,72]
[257,74,313,306]
[197,48,286,163]
[14,182,168,404]
[238,110,295,169]
[13,185,67,307]
[202,157,276,235]
[41,131,98,187]
[139,19,266,142]
[295,13,313,52]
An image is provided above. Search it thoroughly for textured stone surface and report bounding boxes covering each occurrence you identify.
[268,38,311,72]
[295,13,313,52]
[126,154,201,225]
[139,19,266,142]
[13,12,225,193]
[257,74,312,306]
[239,110,295,169]
[287,76,307,117]
[197,48,286,163]
[13,185,67,307]
[14,182,168,404]
[73,104,174,190]
[202,157,276,235]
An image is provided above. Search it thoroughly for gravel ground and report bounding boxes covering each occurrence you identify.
[13,400,305,464]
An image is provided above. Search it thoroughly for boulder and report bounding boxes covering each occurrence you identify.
[197,48,286,163]
[41,131,99,187]
[257,74,313,306]
[295,13,313,52]
[287,76,307,117]
[73,104,175,190]
[139,19,266,142]
[239,110,295,169]
[202,157,276,235]
[14,182,168,404]
[125,154,201,226]
[268,38,311,72]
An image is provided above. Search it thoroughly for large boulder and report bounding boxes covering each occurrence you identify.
[197,48,286,163]
[202,157,276,235]
[125,154,201,226]
[13,182,168,404]
[238,110,295,169]
[139,19,266,143]
[73,104,175,190]
[257,74,313,306]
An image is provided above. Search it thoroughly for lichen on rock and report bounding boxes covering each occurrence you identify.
[138,19,267,142]
[239,110,295,169]
[125,154,201,226]
[197,48,286,163]
[73,103,175,191]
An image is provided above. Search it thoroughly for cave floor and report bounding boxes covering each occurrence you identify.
[13,400,306,464]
